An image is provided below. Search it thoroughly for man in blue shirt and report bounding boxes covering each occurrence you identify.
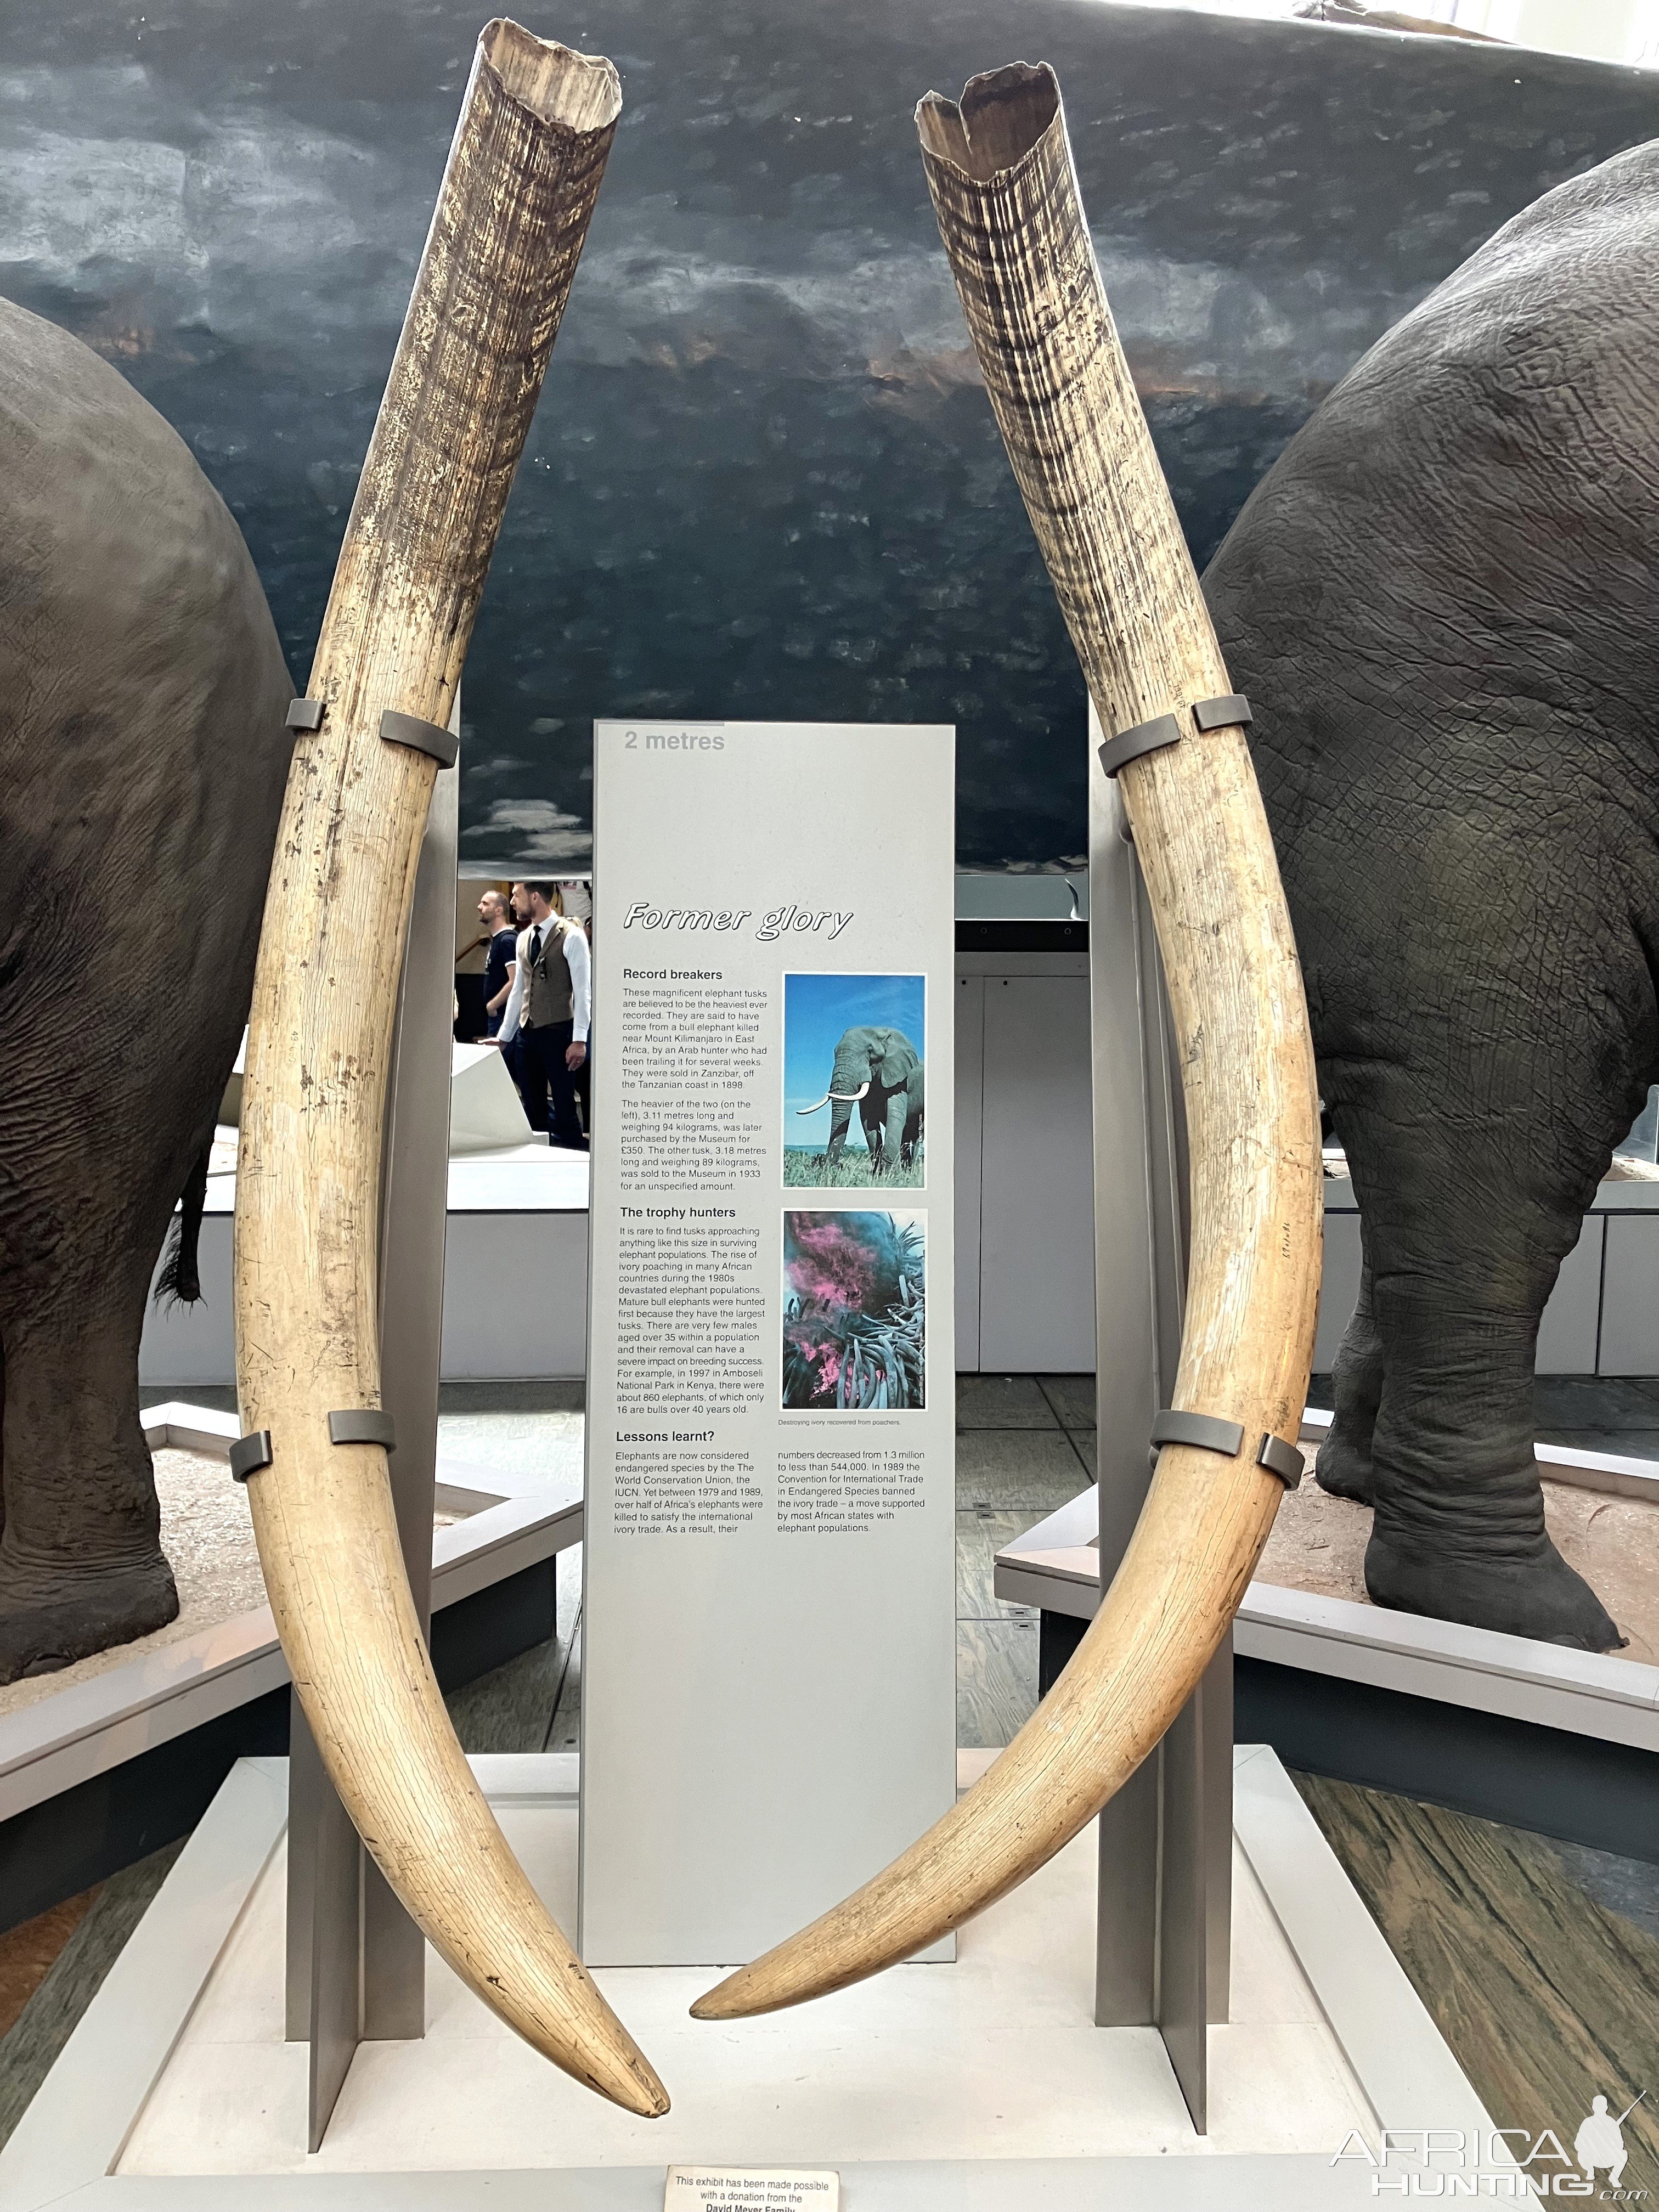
[479,889,518,1035]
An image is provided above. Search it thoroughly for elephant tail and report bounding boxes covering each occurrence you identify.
[154,1141,212,1307]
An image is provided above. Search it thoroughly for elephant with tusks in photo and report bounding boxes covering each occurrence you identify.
[799,1024,924,1173]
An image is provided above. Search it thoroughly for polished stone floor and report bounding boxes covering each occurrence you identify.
[1533,1371,1659,1459]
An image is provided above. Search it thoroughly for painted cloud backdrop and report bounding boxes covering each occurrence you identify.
[3,0,1657,865]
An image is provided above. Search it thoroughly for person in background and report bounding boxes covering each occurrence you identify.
[494,883,535,1091]
[498,880,589,1151]
[555,881,594,1139]
[479,889,518,1036]
[454,890,501,1041]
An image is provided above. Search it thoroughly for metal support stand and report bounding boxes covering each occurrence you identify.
[1087,702,1231,2132]
[282,721,458,2151]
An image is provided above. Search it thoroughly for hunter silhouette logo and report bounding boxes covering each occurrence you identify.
[1333,2095,1650,2195]
[1576,2094,1645,2193]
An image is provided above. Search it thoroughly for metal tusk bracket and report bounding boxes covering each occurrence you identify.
[1256,1432,1305,1489]
[1146,1409,1302,1490]
[1192,692,1252,733]
[1099,712,1180,780]
[380,709,459,770]
[230,1430,274,1483]
[1098,692,1254,780]
[1150,1408,1246,1462]
[327,1408,397,1452]
[284,699,458,770]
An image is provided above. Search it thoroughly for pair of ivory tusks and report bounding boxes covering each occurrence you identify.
[234,22,667,2118]
[238,25,1313,2094]
[795,1081,871,1113]
[692,63,1320,2022]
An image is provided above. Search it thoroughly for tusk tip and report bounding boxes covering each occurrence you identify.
[595,2053,672,2117]
[689,1982,743,2021]
[689,1959,798,2021]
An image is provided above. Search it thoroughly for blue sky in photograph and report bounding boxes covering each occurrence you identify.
[785,973,926,1149]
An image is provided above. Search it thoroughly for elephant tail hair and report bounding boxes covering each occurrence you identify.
[155,1141,212,1307]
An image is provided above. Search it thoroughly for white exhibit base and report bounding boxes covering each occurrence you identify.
[0,1748,1493,2210]
[997,1414,1659,1756]
[0,1406,582,1832]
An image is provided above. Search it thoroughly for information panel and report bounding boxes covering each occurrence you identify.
[579,720,956,1967]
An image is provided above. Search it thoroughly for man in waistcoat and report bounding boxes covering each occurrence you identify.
[498,881,589,1151]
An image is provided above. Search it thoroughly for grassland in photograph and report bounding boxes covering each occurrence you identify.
[782,1146,925,1189]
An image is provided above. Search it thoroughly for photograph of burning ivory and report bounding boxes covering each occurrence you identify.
[781,1210,927,1410]
[783,972,927,1188]
[4,0,1659,2198]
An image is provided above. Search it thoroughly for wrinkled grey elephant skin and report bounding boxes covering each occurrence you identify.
[0,297,291,1684]
[1205,144,1659,1652]
[820,1025,924,1175]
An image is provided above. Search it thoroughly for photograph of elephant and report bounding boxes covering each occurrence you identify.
[782,1211,925,1412]
[784,973,925,1187]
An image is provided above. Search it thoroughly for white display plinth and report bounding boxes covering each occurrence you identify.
[0,1749,1496,2211]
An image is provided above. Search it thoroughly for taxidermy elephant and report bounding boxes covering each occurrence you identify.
[1204,144,1659,1652]
[802,1024,924,1172]
[0,298,291,1681]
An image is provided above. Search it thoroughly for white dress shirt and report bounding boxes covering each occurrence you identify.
[500,915,590,1045]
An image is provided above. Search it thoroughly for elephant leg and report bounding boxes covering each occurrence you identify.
[863,1107,884,1172]
[883,1094,907,1176]
[1316,1255,1384,1503]
[1337,1093,1620,1652]
[0,1269,179,1683]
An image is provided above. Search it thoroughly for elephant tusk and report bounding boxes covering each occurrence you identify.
[795,1082,871,1112]
[235,22,665,2117]
[693,60,1319,2023]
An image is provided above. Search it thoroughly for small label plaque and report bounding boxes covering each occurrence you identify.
[664,2168,839,2212]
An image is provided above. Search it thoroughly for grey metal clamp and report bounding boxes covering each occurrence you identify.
[230,1430,274,1483]
[1098,692,1254,780]
[1256,1432,1305,1489]
[286,697,325,733]
[1150,1408,1246,1463]
[327,1408,397,1452]
[1099,712,1180,780]
[1147,1408,1302,1490]
[1192,692,1252,733]
[380,709,459,770]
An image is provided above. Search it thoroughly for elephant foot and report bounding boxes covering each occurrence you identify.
[0,1553,180,1684]
[1314,1427,1376,1504]
[1364,1528,1624,1652]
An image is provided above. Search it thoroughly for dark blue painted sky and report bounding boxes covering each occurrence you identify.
[4,0,1657,866]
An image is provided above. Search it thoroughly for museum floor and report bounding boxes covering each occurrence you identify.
[1,1373,1657,2174]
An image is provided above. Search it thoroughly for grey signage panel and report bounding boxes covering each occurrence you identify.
[581,719,956,1967]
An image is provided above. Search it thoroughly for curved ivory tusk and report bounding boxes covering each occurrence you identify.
[795,1082,871,1113]
[235,23,666,2117]
[693,59,1320,2023]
